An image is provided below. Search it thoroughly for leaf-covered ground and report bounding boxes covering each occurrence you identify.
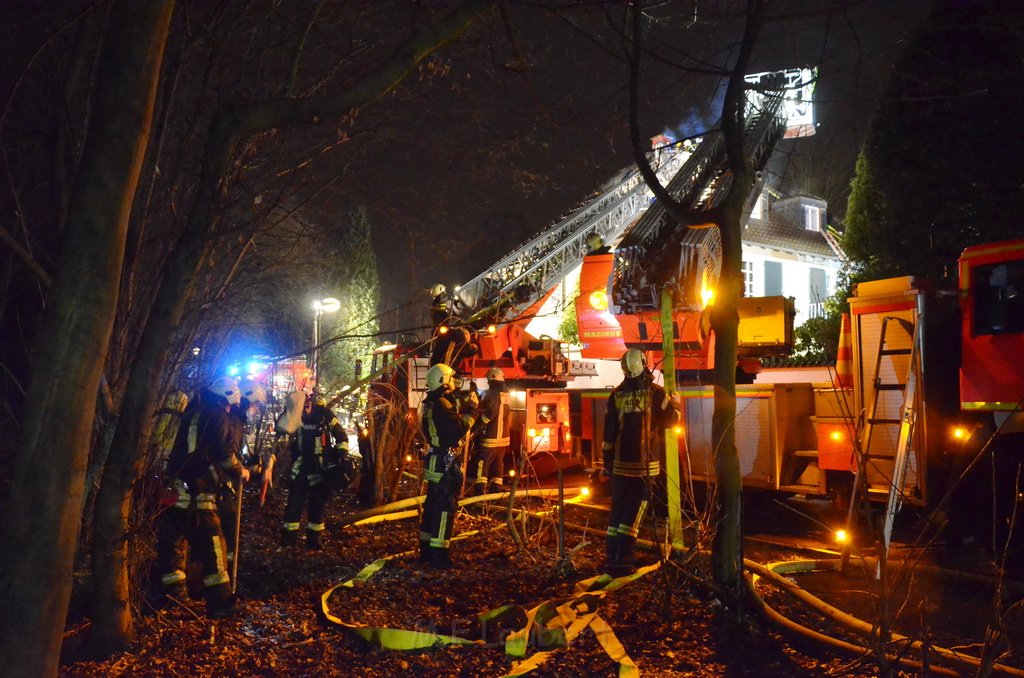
[59,483,1023,677]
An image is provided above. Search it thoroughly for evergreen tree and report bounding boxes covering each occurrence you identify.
[844,1,1024,284]
[319,206,380,415]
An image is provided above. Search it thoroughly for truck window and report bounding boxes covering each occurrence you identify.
[973,260,1024,335]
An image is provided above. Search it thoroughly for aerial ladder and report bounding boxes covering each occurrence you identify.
[454,83,789,328]
[612,89,788,314]
[574,71,802,376]
[450,71,806,382]
[451,145,693,328]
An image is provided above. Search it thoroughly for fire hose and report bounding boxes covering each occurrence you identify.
[326,493,1024,676]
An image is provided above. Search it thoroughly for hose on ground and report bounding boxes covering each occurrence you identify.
[340,492,1024,675]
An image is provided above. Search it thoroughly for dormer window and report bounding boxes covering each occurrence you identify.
[803,204,824,232]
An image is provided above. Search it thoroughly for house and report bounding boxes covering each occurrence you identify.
[743,190,844,326]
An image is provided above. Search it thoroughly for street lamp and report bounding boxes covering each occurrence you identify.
[312,297,341,391]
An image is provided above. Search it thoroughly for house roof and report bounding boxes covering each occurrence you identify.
[743,210,839,259]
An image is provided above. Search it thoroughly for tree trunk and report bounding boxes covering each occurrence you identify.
[709,202,744,595]
[89,0,495,654]
[708,1,766,597]
[0,2,174,676]
[625,1,765,595]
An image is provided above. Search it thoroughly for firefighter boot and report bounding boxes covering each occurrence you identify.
[280,528,299,547]
[206,584,238,619]
[186,559,204,600]
[154,578,189,610]
[615,536,638,577]
[306,529,323,551]
[604,534,621,574]
[428,546,452,570]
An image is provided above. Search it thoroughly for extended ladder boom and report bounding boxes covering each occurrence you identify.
[613,91,788,313]
[454,69,809,326]
[453,149,691,324]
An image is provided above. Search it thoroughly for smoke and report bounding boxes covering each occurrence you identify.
[661,80,728,143]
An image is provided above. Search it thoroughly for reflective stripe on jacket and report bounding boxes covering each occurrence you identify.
[602,376,678,477]
[476,382,511,448]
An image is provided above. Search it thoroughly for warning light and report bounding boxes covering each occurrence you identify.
[701,286,715,307]
[438,325,449,335]
[952,426,967,440]
[487,324,497,335]
[580,486,591,497]
[834,529,850,545]
[508,469,516,478]
[589,290,609,311]
[528,428,537,439]
[673,425,683,435]
[830,430,844,442]
[405,454,413,462]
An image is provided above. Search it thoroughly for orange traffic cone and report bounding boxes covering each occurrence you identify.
[835,312,853,388]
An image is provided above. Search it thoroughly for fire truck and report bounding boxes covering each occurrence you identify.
[564,238,1024,493]
[368,69,814,470]
[529,239,1024,564]
[365,66,1024,561]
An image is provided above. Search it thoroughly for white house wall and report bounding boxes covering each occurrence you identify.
[742,243,841,327]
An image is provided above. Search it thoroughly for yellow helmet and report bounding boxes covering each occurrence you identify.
[620,349,647,378]
[426,363,456,392]
[430,283,446,298]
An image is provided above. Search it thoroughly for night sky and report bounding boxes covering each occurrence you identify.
[0,1,934,342]
[337,1,933,315]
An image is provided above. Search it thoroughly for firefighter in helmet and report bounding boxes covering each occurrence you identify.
[419,363,475,568]
[601,349,679,577]
[274,393,351,550]
[586,232,610,255]
[156,377,248,618]
[430,283,451,326]
[468,367,511,495]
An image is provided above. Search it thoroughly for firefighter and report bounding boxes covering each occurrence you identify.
[274,393,352,550]
[468,367,511,495]
[585,232,611,255]
[601,349,679,577]
[430,283,452,326]
[155,377,249,618]
[419,363,476,568]
[429,322,479,370]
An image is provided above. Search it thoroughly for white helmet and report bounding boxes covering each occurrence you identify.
[620,349,648,378]
[430,283,446,298]
[486,367,505,382]
[238,378,267,405]
[209,377,241,405]
[426,363,456,392]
